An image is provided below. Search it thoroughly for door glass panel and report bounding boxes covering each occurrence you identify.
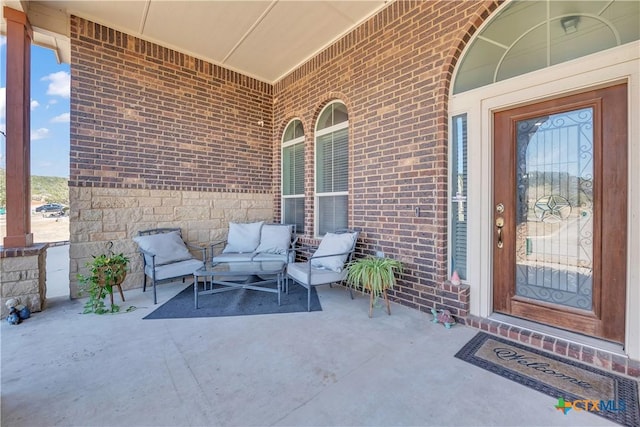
[515,108,593,310]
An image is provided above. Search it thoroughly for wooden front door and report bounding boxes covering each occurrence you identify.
[493,84,627,343]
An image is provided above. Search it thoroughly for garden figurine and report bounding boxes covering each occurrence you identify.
[6,307,21,325]
[5,297,31,323]
[431,308,455,329]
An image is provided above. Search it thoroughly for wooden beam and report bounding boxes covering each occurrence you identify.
[3,7,33,248]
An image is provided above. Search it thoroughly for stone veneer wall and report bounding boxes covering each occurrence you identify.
[0,244,47,317]
[69,187,273,298]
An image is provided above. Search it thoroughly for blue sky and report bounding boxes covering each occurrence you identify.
[0,35,70,178]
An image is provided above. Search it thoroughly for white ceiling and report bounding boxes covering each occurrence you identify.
[2,0,388,83]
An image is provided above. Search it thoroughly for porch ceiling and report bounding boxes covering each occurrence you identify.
[1,0,388,83]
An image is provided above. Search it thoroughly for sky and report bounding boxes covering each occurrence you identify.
[0,35,71,178]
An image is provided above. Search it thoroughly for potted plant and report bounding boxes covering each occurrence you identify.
[78,244,129,314]
[346,256,403,318]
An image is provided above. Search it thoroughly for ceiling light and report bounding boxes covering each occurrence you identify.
[560,16,580,34]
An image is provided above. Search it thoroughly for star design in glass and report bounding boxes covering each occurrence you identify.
[534,195,571,223]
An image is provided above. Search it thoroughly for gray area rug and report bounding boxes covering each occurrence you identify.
[144,280,321,319]
[455,332,639,427]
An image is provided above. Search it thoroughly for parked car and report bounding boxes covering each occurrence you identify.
[0,207,5,215]
[35,203,64,213]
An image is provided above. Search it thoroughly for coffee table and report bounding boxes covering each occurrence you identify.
[193,261,286,309]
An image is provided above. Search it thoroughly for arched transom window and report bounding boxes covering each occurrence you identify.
[454,0,639,94]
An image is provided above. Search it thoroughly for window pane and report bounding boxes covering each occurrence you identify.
[451,114,467,280]
[453,38,504,94]
[333,128,348,192]
[283,147,293,195]
[282,120,305,229]
[318,195,348,235]
[550,16,617,65]
[293,143,304,194]
[498,25,547,82]
[283,196,304,234]
[317,106,333,131]
[283,119,304,143]
[283,143,304,196]
[316,128,348,193]
[513,108,595,309]
[333,103,348,124]
[317,102,349,130]
[294,120,304,139]
[283,123,295,142]
[316,133,331,193]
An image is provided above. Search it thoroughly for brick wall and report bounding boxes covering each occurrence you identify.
[69,16,274,192]
[273,0,498,317]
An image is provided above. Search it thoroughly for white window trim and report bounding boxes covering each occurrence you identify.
[315,190,348,198]
[316,122,348,137]
[282,135,304,149]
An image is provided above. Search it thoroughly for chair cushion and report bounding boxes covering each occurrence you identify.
[222,221,264,253]
[133,231,193,266]
[252,252,289,263]
[255,224,291,255]
[310,232,357,272]
[212,253,255,263]
[146,258,204,281]
[287,262,347,286]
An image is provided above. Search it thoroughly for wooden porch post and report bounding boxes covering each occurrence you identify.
[3,7,33,248]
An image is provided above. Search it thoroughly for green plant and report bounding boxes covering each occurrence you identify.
[78,250,129,314]
[346,256,403,317]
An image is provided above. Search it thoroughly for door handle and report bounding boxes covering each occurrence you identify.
[496,217,504,249]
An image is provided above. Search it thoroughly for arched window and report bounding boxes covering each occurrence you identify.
[281,119,305,233]
[315,101,349,236]
[453,0,639,94]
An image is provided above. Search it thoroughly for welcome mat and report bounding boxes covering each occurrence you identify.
[144,282,322,319]
[455,332,639,427]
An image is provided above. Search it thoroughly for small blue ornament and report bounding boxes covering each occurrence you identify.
[18,306,31,320]
[7,309,21,325]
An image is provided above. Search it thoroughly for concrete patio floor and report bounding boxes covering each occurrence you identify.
[2,279,615,427]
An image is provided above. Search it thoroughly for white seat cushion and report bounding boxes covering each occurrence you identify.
[146,258,204,281]
[252,252,289,263]
[212,253,255,263]
[287,262,346,286]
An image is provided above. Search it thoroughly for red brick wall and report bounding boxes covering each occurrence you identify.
[69,16,274,194]
[274,0,498,316]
